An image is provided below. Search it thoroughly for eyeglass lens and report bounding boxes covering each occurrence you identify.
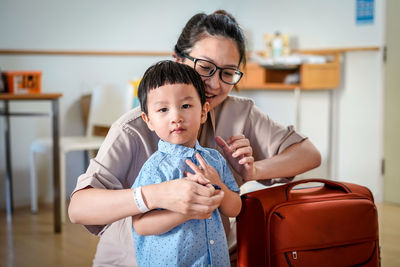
[194,59,242,85]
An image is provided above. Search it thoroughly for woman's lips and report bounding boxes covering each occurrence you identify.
[206,94,216,102]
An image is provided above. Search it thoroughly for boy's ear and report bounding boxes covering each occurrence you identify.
[200,102,210,124]
[141,112,155,131]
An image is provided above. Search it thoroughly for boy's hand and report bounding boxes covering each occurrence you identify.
[186,152,242,218]
[184,172,210,186]
[185,153,222,187]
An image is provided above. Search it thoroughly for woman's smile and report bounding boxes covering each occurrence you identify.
[205,93,216,103]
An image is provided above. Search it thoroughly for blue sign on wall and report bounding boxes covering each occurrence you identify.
[356,0,375,24]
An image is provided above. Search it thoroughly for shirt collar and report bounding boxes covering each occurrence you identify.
[158,139,206,158]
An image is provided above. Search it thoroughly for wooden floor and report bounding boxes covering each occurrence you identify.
[0,204,99,267]
[377,202,400,267]
[0,202,399,267]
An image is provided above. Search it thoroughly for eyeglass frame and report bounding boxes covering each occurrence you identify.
[183,55,243,85]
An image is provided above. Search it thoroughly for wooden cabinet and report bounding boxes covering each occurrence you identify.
[238,52,340,90]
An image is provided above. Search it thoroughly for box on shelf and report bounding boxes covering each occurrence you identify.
[2,71,42,93]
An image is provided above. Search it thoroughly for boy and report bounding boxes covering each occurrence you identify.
[131,60,242,266]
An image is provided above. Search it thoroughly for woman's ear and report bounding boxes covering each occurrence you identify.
[141,112,154,131]
[200,102,210,124]
[173,52,184,63]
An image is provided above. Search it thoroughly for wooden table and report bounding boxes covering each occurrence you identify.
[0,93,63,233]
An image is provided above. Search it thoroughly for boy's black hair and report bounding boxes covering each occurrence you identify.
[138,60,206,115]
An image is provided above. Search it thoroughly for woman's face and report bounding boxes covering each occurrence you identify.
[182,36,241,110]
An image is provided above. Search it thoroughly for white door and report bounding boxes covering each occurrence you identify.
[383,0,400,204]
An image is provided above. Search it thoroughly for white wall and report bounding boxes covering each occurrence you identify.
[235,0,383,50]
[0,0,385,209]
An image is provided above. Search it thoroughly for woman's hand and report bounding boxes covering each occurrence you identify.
[215,135,255,181]
[142,177,224,219]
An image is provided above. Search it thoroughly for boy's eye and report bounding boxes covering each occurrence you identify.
[158,108,168,113]
[182,104,191,109]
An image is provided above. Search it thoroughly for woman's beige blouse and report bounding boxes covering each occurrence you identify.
[72,95,306,266]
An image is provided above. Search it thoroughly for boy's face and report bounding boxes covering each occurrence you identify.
[142,83,209,147]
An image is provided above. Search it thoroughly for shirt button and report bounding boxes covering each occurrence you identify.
[209,240,214,245]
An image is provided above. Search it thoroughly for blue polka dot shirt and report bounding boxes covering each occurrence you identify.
[132,140,239,266]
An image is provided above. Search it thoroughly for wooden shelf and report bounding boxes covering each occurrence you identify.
[0,92,62,100]
[0,46,379,57]
[0,47,379,90]
[239,83,301,90]
[238,51,341,90]
[0,49,172,57]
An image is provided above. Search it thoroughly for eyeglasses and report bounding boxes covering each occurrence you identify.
[184,55,243,85]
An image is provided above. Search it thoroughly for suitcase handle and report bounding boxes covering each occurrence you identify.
[286,179,352,200]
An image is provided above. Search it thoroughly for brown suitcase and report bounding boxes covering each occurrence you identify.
[237,179,380,267]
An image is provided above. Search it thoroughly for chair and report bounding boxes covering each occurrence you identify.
[29,84,133,222]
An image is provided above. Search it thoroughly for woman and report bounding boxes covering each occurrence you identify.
[69,10,321,266]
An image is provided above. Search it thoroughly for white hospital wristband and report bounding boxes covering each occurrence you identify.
[133,187,150,213]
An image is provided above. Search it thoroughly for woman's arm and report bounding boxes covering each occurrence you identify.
[69,187,138,225]
[252,138,321,180]
[132,202,214,236]
[68,178,224,225]
[216,136,321,181]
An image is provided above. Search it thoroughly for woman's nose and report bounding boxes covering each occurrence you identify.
[204,70,221,91]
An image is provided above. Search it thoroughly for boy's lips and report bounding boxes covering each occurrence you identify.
[171,127,185,133]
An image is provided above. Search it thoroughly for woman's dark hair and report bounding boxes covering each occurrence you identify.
[138,60,206,114]
[174,10,246,67]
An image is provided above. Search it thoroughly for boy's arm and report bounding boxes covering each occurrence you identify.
[215,183,242,217]
[132,174,217,236]
[132,159,188,236]
[132,161,219,236]
[132,210,190,236]
[132,186,210,235]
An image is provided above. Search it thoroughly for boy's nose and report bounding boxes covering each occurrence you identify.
[170,110,183,124]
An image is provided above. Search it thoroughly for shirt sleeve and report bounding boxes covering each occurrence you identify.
[244,103,306,158]
[244,102,307,186]
[73,124,138,192]
[217,96,307,186]
[70,114,155,235]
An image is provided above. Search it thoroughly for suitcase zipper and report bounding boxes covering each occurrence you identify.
[274,211,285,219]
[284,252,293,267]
[284,251,297,267]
